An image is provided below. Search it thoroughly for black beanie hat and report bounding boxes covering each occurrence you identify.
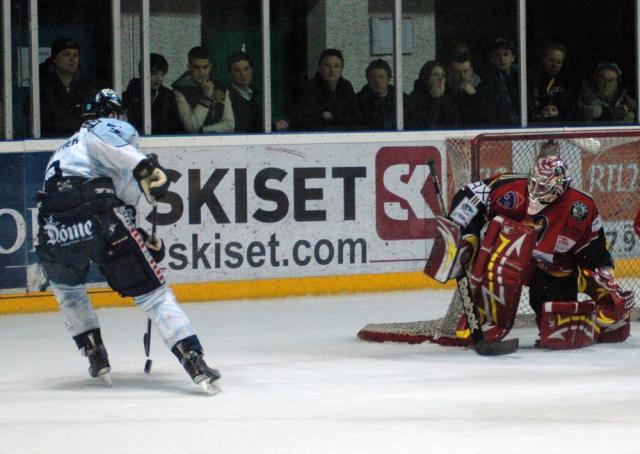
[51,38,80,58]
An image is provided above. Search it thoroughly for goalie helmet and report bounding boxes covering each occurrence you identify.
[82,88,126,121]
[527,148,570,215]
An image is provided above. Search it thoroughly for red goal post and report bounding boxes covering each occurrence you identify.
[358,129,640,344]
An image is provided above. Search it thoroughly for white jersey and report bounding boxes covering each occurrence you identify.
[44,118,146,205]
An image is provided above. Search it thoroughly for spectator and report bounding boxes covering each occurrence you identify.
[356,59,408,130]
[448,38,488,83]
[407,60,460,129]
[289,48,362,131]
[575,63,636,124]
[172,46,234,133]
[477,38,520,126]
[226,51,262,133]
[37,37,94,137]
[122,53,183,135]
[447,52,482,126]
[530,43,570,123]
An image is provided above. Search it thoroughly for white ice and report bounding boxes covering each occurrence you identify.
[1,289,640,454]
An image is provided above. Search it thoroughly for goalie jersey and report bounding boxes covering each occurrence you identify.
[43,118,146,206]
[449,174,613,276]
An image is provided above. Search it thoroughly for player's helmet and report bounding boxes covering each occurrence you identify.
[82,88,126,121]
[527,152,571,215]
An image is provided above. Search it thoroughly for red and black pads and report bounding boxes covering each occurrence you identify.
[539,301,597,349]
[469,215,536,338]
[579,268,634,343]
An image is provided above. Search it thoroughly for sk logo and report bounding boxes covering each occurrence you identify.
[375,146,442,240]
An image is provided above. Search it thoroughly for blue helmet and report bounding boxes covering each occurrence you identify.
[82,88,126,120]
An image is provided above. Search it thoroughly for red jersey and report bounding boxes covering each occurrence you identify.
[450,174,611,275]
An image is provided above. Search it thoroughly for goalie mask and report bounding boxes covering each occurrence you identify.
[527,153,570,215]
[82,88,126,121]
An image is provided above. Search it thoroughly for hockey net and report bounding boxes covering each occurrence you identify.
[359,129,640,344]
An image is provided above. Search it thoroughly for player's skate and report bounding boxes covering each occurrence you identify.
[173,337,221,395]
[79,329,112,387]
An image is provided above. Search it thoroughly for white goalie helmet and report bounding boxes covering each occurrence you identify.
[527,142,571,215]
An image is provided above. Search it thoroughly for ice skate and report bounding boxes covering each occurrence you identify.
[79,329,112,387]
[173,337,221,395]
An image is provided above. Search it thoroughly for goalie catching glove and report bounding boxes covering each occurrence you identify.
[134,153,170,204]
[579,267,634,343]
[424,216,478,283]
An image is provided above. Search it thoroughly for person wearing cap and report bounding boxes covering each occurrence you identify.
[477,38,520,126]
[289,48,362,131]
[123,53,183,135]
[575,62,636,123]
[37,37,94,137]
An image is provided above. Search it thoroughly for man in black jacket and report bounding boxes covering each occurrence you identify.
[356,59,408,130]
[290,48,362,131]
[123,53,183,135]
[37,37,94,137]
[226,51,262,133]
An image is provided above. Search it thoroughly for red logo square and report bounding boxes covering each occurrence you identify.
[375,146,442,240]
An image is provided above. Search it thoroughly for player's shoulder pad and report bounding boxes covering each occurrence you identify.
[487,173,527,188]
[88,118,140,148]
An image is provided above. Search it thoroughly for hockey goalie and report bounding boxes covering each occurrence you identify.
[360,141,634,349]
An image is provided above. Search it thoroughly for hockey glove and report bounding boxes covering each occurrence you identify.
[138,228,165,263]
[582,267,634,311]
[134,154,170,204]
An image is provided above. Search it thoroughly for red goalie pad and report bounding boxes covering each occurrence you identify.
[634,206,640,237]
[539,301,597,349]
[465,216,536,340]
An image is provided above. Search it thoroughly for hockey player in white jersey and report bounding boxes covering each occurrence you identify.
[35,89,220,393]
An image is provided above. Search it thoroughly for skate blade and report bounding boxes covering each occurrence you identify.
[98,372,112,387]
[199,380,221,396]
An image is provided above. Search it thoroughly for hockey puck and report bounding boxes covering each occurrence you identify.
[144,359,153,374]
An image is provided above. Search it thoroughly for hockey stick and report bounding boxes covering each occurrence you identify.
[426,160,518,356]
[143,206,157,374]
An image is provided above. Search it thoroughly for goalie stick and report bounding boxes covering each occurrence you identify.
[426,160,519,356]
[143,206,157,374]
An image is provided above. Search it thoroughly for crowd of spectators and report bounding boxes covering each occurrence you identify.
[29,36,639,138]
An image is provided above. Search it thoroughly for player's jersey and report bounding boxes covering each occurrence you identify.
[450,174,610,275]
[43,118,145,205]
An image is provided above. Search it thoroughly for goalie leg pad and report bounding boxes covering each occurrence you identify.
[468,215,536,338]
[539,301,597,349]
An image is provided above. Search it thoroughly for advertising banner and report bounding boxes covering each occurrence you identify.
[0,141,446,292]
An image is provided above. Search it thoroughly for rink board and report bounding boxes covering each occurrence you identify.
[2,131,639,314]
[0,133,453,313]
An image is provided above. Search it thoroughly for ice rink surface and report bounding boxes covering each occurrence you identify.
[1,289,639,454]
